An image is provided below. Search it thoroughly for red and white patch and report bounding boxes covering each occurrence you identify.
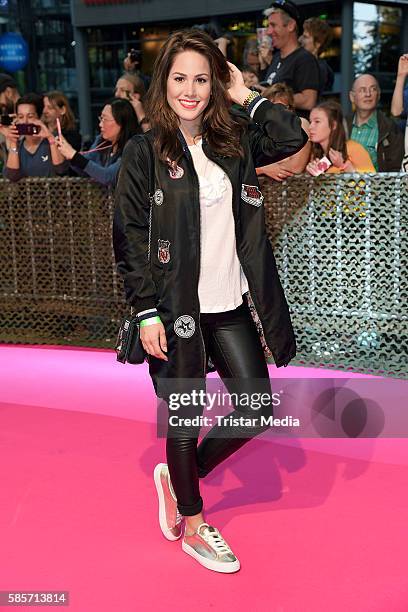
[166,158,184,179]
[158,240,170,264]
[168,165,184,179]
[241,184,264,207]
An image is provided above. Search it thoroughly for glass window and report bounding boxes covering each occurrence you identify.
[353,3,401,75]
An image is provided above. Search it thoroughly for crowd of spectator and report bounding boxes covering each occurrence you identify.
[0,67,149,187]
[0,0,407,187]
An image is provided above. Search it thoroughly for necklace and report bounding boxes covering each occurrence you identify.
[180,125,202,146]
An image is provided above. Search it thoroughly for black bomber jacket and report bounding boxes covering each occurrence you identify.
[113,99,307,391]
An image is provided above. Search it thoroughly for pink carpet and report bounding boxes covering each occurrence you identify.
[1,345,408,611]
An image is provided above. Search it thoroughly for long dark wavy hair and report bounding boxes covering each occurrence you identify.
[145,29,244,163]
[310,100,348,161]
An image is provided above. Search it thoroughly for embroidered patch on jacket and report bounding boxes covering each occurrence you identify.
[174,315,195,338]
[158,239,170,264]
[168,165,184,179]
[241,184,264,207]
[153,189,164,206]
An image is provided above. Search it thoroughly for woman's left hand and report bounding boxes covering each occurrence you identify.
[227,62,252,106]
[56,135,76,160]
[341,159,356,173]
[328,148,345,168]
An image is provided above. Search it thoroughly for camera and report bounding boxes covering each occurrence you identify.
[16,124,41,136]
[0,114,13,126]
[128,48,141,63]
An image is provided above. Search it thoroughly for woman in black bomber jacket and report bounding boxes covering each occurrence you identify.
[113,30,307,573]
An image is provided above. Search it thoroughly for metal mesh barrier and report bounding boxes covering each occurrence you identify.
[0,175,406,378]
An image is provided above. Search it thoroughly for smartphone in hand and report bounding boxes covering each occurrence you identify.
[16,124,41,136]
[314,156,332,175]
[56,117,62,140]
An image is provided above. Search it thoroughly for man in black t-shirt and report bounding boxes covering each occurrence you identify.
[260,1,319,118]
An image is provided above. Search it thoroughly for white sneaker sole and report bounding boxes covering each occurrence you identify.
[153,463,182,541]
[182,540,241,573]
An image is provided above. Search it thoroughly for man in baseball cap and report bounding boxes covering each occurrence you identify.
[264,0,303,35]
[261,0,319,117]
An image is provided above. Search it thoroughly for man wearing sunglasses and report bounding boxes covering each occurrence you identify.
[261,0,319,118]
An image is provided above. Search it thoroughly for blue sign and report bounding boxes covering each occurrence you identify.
[0,33,28,72]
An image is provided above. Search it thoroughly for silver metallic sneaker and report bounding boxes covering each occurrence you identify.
[182,523,240,573]
[153,463,183,541]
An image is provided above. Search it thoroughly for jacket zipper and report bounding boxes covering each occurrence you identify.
[147,193,153,263]
[147,138,155,264]
[181,140,207,377]
[192,171,207,378]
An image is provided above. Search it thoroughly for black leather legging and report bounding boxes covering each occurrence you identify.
[166,301,273,516]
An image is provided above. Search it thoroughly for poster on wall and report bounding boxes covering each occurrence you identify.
[0,32,28,72]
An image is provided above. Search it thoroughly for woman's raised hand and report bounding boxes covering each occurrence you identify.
[397,54,408,78]
[56,135,76,160]
[226,62,252,106]
[141,322,168,361]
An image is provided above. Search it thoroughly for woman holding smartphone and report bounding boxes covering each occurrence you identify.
[113,30,306,573]
[3,93,69,182]
[56,97,140,188]
[306,100,375,175]
[42,91,81,151]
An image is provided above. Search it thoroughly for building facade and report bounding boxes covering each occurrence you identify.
[0,0,407,140]
[0,0,77,112]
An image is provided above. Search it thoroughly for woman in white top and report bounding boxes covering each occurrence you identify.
[113,30,306,573]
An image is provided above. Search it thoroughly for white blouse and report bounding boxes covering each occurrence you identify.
[188,140,249,313]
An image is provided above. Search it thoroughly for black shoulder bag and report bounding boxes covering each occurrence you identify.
[115,138,155,364]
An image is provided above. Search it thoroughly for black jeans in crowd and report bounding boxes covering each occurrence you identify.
[166,301,273,516]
